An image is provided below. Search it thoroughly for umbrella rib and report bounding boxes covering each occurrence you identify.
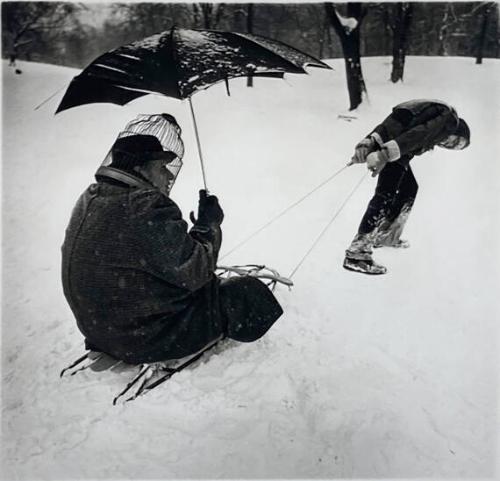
[93,64,128,75]
[108,84,158,95]
[76,73,157,95]
[116,53,141,61]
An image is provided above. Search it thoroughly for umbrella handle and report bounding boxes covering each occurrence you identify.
[188,97,208,191]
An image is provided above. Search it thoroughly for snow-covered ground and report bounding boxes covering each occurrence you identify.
[1,56,499,479]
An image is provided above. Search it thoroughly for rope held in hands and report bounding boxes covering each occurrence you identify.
[220,164,350,261]
[288,171,368,279]
[220,165,368,280]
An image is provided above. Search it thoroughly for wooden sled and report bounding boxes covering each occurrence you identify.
[60,336,223,405]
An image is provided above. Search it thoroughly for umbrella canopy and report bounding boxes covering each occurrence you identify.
[56,27,332,113]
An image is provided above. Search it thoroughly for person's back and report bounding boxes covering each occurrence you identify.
[62,179,222,363]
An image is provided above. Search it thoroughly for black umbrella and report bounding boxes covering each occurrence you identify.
[56,27,332,188]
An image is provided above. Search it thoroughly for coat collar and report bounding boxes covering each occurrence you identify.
[95,166,154,189]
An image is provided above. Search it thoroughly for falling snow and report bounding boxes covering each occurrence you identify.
[2,56,499,479]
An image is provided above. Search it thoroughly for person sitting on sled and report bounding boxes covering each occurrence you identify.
[62,113,283,364]
[344,99,470,275]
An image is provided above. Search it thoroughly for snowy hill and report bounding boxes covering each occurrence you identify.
[1,56,499,479]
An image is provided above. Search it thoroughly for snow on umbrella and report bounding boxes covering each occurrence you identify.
[55,27,332,188]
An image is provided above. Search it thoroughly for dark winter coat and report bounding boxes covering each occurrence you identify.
[369,99,460,166]
[62,177,282,363]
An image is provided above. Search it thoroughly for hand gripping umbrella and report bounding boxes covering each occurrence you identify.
[56,27,332,189]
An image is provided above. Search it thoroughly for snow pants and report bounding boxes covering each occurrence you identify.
[346,162,418,259]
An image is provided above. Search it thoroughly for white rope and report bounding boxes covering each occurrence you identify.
[288,171,368,279]
[220,164,349,261]
[34,84,67,111]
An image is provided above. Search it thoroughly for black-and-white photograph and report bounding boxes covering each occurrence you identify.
[1,0,499,478]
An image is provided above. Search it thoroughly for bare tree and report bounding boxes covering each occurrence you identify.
[475,2,496,64]
[390,3,413,83]
[438,3,459,56]
[103,3,195,55]
[381,5,393,56]
[2,2,80,61]
[257,4,288,40]
[316,12,332,59]
[246,3,254,33]
[246,4,255,86]
[4,2,497,71]
[325,2,368,110]
[114,3,176,38]
[192,3,226,29]
[291,4,328,59]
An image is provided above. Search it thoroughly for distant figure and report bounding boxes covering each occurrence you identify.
[9,49,22,73]
[344,99,470,275]
[61,114,283,364]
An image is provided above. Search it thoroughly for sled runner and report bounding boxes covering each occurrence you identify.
[60,336,223,404]
[60,264,290,404]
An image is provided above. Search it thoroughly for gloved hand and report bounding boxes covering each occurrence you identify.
[190,189,224,226]
[366,150,389,177]
[348,136,376,166]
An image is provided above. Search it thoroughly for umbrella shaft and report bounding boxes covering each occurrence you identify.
[189,97,208,191]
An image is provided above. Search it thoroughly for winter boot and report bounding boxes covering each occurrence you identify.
[344,232,387,274]
[374,239,410,249]
[373,207,411,249]
[343,256,387,275]
[345,232,373,259]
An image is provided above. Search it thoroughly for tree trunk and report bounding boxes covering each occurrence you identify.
[343,39,366,111]
[325,2,367,111]
[246,3,254,33]
[382,5,392,55]
[192,4,201,28]
[246,4,254,87]
[319,15,329,58]
[391,3,413,83]
[202,4,212,29]
[476,3,492,64]
[438,3,453,56]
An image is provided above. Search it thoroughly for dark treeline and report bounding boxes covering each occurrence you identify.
[2,2,499,69]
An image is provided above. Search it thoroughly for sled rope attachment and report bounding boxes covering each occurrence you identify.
[220,163,349,261]
[216,264,294,290]
[289,171,368,279]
